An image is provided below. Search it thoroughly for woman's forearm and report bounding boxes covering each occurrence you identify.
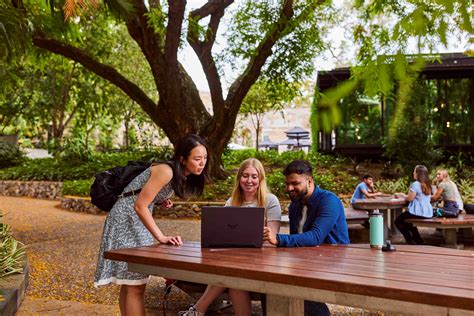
[134,205,164,241]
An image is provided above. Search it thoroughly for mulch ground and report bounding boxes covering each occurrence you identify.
[1,195,472,315]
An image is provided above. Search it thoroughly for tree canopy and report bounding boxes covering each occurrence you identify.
[2,0,472,177]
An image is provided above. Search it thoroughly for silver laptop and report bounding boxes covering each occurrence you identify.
[201,206,265,248]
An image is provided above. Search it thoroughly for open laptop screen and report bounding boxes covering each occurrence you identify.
[201,206,265,248]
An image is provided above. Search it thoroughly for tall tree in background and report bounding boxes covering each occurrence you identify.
[240,80,293,150]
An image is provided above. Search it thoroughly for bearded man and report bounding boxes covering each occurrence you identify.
[264,159,349,247]
[262,159,350,315]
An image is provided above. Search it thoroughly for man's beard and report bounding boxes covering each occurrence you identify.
[288,189,308,202]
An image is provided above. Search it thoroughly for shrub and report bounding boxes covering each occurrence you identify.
[0,150,175,181]
[59,137,93,164]
[222,149,258,168]
[0,211,25,279]
[201,175,235,201]
[458,179,474,204]
[266,170,286,198]
[0,141,23,168]
[377,178,410,194]
[384,79,443,174]
[62,179,94,197]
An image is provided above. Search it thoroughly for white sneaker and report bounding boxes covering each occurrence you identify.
[178,305,204,316]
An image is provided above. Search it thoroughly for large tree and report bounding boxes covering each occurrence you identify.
[7,0,328,177]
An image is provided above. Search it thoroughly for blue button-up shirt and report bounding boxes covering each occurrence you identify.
[277,186,350,247]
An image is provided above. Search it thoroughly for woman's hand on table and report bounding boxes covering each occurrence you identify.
[158,235,183,246]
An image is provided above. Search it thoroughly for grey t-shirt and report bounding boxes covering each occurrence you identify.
[439,181,456,201]
[225,193,282,222]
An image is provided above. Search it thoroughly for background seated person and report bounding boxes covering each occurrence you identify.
[263,160,349,316]
[432,169,463,214]
[350,173,383,207]
[394,165,433,245]
[180,158,281,316]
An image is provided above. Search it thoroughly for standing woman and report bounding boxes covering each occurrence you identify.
[94,134,209,316]
[180,158,281,316]
[395,165,433,245]
[432,169,463,214]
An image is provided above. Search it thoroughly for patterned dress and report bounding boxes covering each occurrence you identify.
[94,167,174,286]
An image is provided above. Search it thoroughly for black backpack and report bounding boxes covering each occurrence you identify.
[90,161,151,212]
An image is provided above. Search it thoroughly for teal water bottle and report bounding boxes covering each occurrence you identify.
[369,210,383,249]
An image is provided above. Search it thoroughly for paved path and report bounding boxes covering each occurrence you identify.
[1,196,197,315]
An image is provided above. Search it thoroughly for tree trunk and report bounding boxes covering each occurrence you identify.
[255,119,261,151]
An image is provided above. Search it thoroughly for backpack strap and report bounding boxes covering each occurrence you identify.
[118,188,143,198]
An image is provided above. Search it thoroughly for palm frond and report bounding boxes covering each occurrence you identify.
[63,0,99,21]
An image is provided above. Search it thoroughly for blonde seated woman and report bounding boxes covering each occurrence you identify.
[432,169,464,214]
[179,158,282,316]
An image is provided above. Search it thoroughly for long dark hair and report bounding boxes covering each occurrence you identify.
[414,165,431,195]
[168,134,209,199]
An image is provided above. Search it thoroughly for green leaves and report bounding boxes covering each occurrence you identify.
[145,7,168,43]
[316,79,357,133]
[0,1,30,60]
[0,211,26,279]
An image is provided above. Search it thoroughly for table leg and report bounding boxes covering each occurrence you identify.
[267,294,304,316]
[460,228,473,239]
[443,229,463,249]
[389,208,402,236]
[382,211,390,241]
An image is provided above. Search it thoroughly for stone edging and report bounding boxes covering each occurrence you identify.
[0,259,29,316]
[61,196,227,218]
[0,180,291,217]
[0,180,62,199]
[61,196,290,218]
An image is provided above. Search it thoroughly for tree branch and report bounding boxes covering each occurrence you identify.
[188,0,233,117]
[126,1,165,71]
[32,33,160,121]
[226,0,295,110]
[165,0,186,67]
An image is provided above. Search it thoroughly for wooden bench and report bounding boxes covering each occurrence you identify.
[280,209,369,228]
[406,214,474,249]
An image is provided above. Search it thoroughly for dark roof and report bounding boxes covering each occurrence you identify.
[285,126,310,138]
[317,52,474,91]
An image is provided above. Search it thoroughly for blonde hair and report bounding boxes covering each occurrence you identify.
[435,169,451,185]
[230,158,268,207]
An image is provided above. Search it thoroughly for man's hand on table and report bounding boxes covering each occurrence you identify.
[263,227,278,246]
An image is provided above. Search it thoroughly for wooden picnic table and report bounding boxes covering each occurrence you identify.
[105,242,474,315]
[352,196,408,241]
[407,214,474,249]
